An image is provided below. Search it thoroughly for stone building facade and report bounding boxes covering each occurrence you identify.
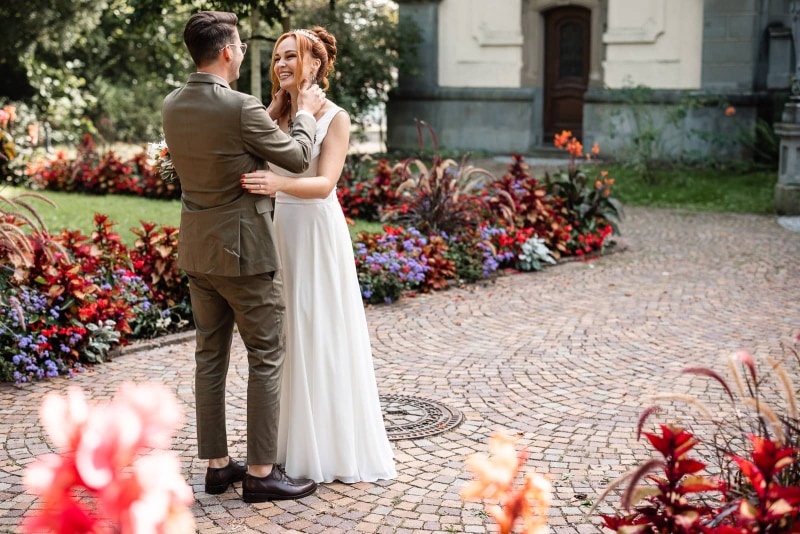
[386,0,794,162]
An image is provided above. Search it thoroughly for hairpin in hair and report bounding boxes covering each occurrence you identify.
[293,29,320,43]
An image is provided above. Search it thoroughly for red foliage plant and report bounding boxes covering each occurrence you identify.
[593,345,800,533]
[337,157,402,221]
[482,155,571,258]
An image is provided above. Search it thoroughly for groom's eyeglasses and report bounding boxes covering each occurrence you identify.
[221,43,248,55]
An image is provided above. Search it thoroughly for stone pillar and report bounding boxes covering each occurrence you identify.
[775,0,800,215]
[767,26,793,90]
[395,0,441,92]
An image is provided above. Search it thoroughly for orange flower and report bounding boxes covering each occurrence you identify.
[725,106,736,116]
[566,138,583,158]
[554,130,572,149]
[592,142,600,155]
[595,180,602,188]
[461,431,551,534]
[461,432,519,501]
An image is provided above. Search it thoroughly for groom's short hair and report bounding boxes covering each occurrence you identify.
[184,11,239,67]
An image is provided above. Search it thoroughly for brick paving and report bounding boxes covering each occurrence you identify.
[1,205,799,533]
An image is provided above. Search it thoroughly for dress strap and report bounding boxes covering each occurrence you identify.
[317,106,345,127]
[314,106,345,145]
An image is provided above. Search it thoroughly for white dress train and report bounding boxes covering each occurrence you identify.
[272,106,397,483]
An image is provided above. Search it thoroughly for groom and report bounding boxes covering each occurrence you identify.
[162,11,325,502]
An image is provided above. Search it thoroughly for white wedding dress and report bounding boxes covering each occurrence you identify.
[272,106,397,483]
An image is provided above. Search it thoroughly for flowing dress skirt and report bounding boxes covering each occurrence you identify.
[274,191,396,483]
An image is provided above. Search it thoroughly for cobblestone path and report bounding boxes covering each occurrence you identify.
[1,206,798,533]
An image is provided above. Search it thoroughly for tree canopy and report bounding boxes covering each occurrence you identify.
[0,0,416,144]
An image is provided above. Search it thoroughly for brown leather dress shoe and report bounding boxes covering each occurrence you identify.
[205,457,247,494]
[242,464,318,503]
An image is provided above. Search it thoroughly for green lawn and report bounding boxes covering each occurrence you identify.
[0,187,181,245]
[1,186,384,246]
[1,186,182,245]
[603,164,778,214]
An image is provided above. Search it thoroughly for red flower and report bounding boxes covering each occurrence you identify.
[23,384,194,533]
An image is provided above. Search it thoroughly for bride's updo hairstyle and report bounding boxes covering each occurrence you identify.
[270,26,338,98]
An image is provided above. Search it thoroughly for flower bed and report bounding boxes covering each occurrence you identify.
[1,203,191,383]
[2,130,622,382]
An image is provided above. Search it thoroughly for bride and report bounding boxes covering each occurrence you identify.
[240,26,397,484]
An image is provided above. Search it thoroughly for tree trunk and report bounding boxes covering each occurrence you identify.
[250,8,261,99]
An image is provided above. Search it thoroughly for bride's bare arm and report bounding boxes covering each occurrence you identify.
[241,111,351,199]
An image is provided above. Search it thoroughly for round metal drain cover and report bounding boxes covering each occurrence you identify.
[380,394,463,441]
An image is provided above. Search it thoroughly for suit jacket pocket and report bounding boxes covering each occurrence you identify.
[178,209,241,276]
[239,209,280,275]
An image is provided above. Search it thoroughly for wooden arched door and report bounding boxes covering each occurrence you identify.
[543,6,591,143]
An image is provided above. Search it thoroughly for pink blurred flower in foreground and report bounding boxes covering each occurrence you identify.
[22,383,195,534]
[461,431,551,534]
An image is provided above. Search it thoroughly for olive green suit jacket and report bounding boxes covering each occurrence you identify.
[162,72,316,276]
